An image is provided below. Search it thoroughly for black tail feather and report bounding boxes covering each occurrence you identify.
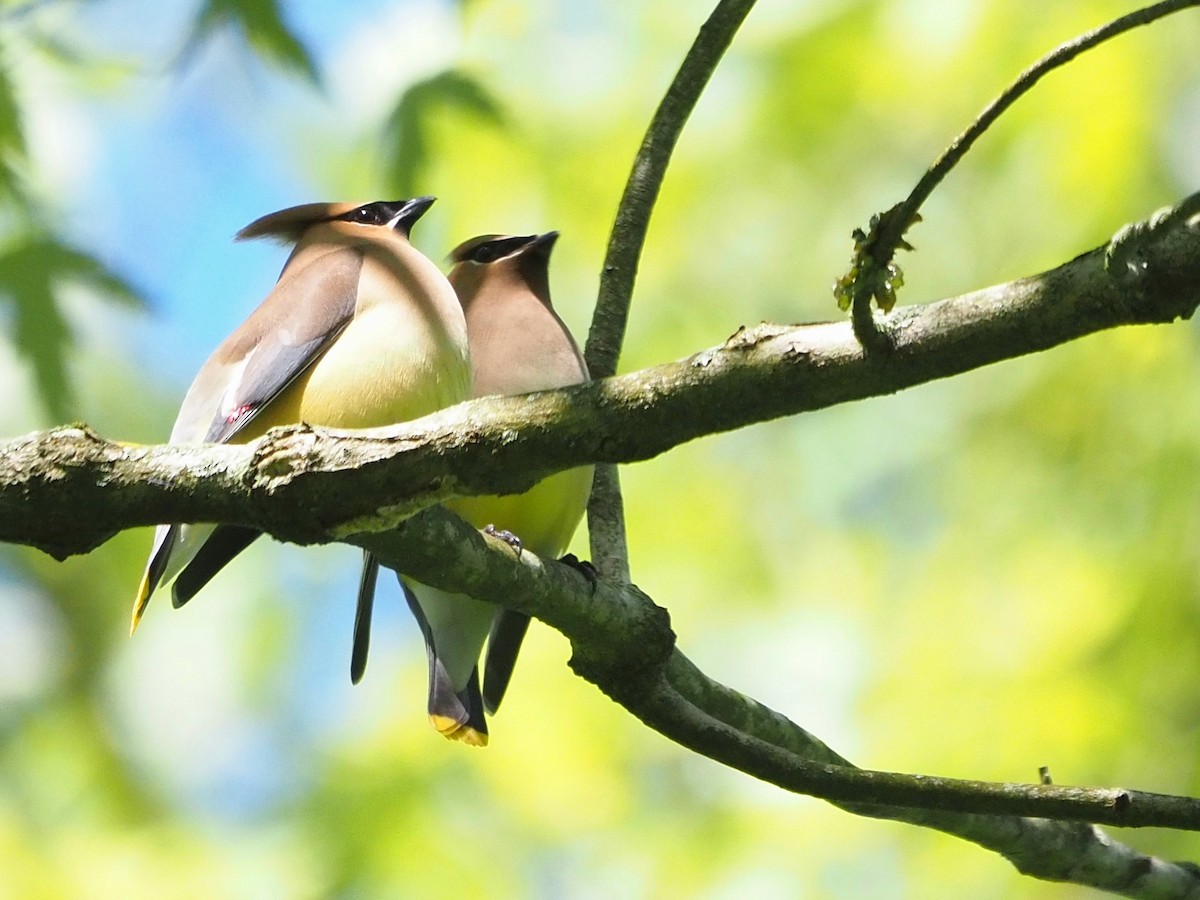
[172,525,262,608]
[482,609,530,714]
[401,576,489,742]
[350,552,379,685]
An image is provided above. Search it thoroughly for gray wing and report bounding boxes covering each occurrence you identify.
[482,609,531,714]
[140,247,365,611]
[199,247,365,444]
[167,246,365,447]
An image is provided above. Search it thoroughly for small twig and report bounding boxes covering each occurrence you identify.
[585,0,758,379]
[837,0,1200,346]
[584,0,757,582]
[906,0,1199,233]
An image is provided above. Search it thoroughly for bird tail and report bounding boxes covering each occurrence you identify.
[482,609,531,714]
[171,525,261,608]
[400,577,489,747]
[130,524,178,634]
[350,552,379,685]
[131,523,260,634]
[428,659,489,747]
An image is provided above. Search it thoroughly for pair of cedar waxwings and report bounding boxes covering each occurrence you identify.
[131,197,592,747]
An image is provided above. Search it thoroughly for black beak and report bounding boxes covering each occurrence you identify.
[391,196,436,235]
[526,230,559,257]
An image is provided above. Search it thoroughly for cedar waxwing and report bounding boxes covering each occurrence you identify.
[352,232,592,747]
[131,197,471,633]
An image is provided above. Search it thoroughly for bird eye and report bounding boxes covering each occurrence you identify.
[341,204,389,226]
[470,243,503,264]
[465,235,534,264]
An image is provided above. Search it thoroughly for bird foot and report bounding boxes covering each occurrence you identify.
[559,553,599,593]
[484,525,523,557]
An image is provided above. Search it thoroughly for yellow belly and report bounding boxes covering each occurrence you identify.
[448,466,593,558]
[238,301,470,440]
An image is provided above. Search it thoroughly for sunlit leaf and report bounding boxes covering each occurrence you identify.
[382,68,504,198]
[25,33,141,92]
[189,0,318,84]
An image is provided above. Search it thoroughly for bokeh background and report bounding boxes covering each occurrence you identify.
[2,0,1200,896]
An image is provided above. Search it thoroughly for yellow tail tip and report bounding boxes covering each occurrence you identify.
[429,715,488,747]
[129,575,152,636]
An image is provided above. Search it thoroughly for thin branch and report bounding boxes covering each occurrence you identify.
[908,0,1200,235]
[838,0,1200,339]
[584,0,756,581]
[585,0,757,378]
[585,463,632,582]
[351,507,1200,897]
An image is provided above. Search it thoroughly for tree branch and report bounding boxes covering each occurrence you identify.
[585,0,757,379]
[3,0,1196,894]
[3,198,1197,558]
[837,0,1200,343]
[353,506,1200,827]
[352,506,1200,897]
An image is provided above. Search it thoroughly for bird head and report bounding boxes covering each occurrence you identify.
[235,197,438,244]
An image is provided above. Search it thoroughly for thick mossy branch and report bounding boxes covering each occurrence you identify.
[355,506,1200,833]
[2,205,1198,559]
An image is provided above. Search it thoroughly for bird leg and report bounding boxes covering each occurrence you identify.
[483,524,523,557]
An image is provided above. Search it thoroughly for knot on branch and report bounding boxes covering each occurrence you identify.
[720,323,795,354]
[1104,193,1200,324]
[18,425,124,494]
[38,424,120,473]
[568,583,676,705]
[834,204,921,355]
[3,425,124,558]
[248,422,320,488]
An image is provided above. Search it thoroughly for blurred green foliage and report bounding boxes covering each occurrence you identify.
[1,0,1200,898]
[188,0,318,82]
[0,233,140,420]
[384,67,505,198]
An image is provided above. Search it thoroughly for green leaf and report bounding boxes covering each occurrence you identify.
[383,68,504,197]
[190,0,318,84]
[0,54,26,158]
[0,50,28,203]
[0,234,143,419]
